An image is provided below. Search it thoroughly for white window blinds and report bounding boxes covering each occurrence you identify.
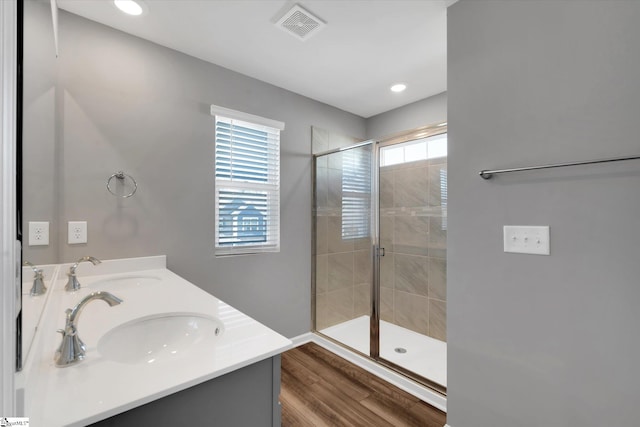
[341,146,372,239]
[212,106,284,255]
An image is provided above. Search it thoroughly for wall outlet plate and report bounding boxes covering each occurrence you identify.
[28,221,49,246]
[503,225,550,255]
[68,221,87,244]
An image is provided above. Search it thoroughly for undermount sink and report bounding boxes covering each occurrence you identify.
[97,314,224,365]
[89,275,161,290]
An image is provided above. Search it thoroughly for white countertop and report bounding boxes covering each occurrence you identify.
[21,256,292,427]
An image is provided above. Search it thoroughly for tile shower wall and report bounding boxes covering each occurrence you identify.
[379,157,447,342]
[312,127,373,330]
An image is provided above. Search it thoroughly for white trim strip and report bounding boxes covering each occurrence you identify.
[289,332,314,347]
[1,0,18,416]
[210,104,285,131]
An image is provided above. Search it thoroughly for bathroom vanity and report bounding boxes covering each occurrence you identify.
[17,256,292,426]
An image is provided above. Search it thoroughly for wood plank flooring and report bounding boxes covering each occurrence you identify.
[280,343,446,427]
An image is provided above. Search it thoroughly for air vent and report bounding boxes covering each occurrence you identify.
[276,4,326,41]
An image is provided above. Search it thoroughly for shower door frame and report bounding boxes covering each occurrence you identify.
[311,123,448,396]
[311,139,376,353]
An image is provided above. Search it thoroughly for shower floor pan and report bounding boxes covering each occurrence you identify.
[319,315,447,387]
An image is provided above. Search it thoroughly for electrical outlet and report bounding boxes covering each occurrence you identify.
[68,221,87,244]
[28,221,49,246]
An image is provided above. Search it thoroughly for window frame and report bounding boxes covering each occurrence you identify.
[211,105,284,256]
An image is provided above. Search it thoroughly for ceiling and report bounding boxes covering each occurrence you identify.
[56,0,454,118]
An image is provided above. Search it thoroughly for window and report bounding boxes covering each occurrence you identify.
[440,167,448,231]
[380,133,447,167]
[211,105,284,255]
[341,146,372,239]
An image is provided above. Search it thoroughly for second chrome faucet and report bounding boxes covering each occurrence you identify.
[55,291,123,367]
[65,256,101,292]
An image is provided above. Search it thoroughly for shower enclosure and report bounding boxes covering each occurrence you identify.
[312,125,447,393]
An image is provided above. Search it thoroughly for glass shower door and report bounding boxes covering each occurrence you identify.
[376,132,448,390]
[313,142,374,356]
[311,128,448,393]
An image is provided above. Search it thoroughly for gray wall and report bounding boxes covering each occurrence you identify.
[366,91,447,140]
[23,3,366,338]
[448,1,640,426]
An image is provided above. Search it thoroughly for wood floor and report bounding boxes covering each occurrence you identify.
[280,343,446,427]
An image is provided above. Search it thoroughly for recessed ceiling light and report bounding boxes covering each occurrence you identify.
[390,83,407,93]
[114,0,146,16]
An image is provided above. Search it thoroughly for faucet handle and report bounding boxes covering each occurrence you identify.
[65,256,101,292]
[23,261,39,274]
[30,270,47,296]
[23,261,47,296]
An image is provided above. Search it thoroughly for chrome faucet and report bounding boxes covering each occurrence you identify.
[23,261,47,296]
[65,256,101,291]
[54,291,123,367]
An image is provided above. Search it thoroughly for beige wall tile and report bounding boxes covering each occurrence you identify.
[428,257,446,301]
[327,150,343,171]
[327,252,354,292]
[380,214,394,252]
[354,249,372,285]
[327,167,343,210]
[428,216,447,259]
[354,284,371,317]
[394,215,429,256]
[325,288,355,327]
[327,216,355,253]
[380,252,395,289]
[315,165,329,209]
[394,166,428,208]
[394,253,428,296]
[315,153,328,170]
[316,216,328,255]
[315,292,329,330]
[429,299,446,342]
[381,287,394,322]
[429,163,447,208]
[379,169,394,208]
[315,254,328,294]
[394,290,429,335]
[354,236,371,251]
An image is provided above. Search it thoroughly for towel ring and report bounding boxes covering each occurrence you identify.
[107,171,137,198]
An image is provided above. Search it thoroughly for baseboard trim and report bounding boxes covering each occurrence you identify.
[287,331,447,412]
[289,332,314,347]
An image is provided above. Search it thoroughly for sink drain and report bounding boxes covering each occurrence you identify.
[394,347,407,354]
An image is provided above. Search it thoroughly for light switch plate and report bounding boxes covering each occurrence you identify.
[68,221,87,244]
[28,221,49,246]
[503,225,550,255]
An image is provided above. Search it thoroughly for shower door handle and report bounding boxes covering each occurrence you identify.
[377,247,385,257]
